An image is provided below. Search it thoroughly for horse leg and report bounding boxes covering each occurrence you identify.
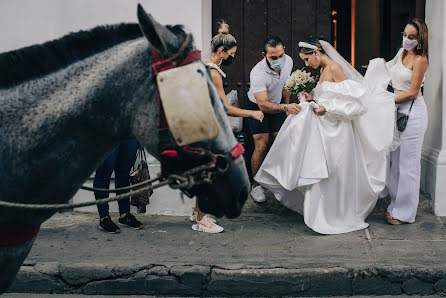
[0,237,36,293]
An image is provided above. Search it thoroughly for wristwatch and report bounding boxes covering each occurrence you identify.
[283,104,288,112]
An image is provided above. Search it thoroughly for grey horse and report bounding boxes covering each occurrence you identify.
[0,5,250,292]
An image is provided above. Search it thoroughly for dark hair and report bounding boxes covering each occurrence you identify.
[211,21,237,53]
[298,37,325,54]
[405,18,428,59]
[263,36,284,53]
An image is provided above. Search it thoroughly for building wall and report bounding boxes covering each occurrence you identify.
[1,0,212,216]
[0,0,211,55]
[421,0,446,215]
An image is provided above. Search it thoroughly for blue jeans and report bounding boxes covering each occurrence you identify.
[94,140,138,219]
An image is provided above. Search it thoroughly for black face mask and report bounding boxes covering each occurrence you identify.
[221,54,235,66]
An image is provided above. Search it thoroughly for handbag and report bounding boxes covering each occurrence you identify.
[226,90,243,132]
[397,100,415,132]
[129,145,153,206]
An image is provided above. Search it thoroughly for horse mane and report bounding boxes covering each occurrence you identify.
[0,23,143,88]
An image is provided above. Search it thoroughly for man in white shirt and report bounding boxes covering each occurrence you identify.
[246,36,301,202]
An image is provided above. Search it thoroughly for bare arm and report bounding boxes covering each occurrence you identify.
[255,90,301,115]
[395,56,428,104]
[331,63,348,82]
[254,90,285,113]
[210,70,259,119]
[282,89,291,104]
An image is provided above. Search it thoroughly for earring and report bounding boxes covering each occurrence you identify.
[417,44,421,50]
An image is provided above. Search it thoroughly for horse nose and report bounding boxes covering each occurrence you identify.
[215,155,231,175]
[223,158,250,218]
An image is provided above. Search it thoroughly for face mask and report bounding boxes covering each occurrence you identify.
[268,56,285,70]
[402,37,418,50]
[221,53,234,66]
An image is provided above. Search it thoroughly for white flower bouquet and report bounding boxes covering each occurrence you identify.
[284,69,317,101]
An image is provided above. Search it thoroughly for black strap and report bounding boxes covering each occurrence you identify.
[408,100,415,114]
[132,142,147,172]
[138,143,147,163]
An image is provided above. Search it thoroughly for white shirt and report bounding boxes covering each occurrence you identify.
[247,54,293,104]
[386,48,426,114]
[386,48,413,92]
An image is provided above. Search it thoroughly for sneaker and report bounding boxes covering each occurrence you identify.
[192,215,224,233]
[189,208,216,223]
[99,216,120,234]
[118,213,144,230]
[251,185,266,203]
[189,208,196,222]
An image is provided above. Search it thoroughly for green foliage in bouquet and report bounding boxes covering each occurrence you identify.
[284,69,317,95]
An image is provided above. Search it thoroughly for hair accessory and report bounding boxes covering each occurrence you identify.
[298,41,318,50]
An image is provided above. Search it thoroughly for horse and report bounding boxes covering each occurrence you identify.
[0,4,250,292]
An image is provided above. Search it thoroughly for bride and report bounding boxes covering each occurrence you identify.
[255,37,397,234]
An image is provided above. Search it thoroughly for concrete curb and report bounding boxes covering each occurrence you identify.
[8,262,446,296]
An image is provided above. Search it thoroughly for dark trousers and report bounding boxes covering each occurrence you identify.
[94,140,138,219]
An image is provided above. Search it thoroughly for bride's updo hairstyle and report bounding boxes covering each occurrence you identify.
[299,37,325,54]
[211,21,237,53]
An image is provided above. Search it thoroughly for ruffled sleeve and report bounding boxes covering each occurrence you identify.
[316,80,367,120]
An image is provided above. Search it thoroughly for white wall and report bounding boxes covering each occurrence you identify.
[421,0,446,215]
[0,0,211,54]
[0,0,212,216]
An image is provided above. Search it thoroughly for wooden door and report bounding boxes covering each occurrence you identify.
[212,0,331,180]
[379,0,425,61]
[212,0,331,108]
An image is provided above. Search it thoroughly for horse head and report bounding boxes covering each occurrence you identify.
[133,5,250,218]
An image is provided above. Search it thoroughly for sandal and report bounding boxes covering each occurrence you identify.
[386,216,407,225]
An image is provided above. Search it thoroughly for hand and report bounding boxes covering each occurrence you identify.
[251,110,264,122]
[287,103,302,115]
[301,91,314,101]
[313,105,326,115]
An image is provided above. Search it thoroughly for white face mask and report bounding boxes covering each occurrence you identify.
[402,37,418,50]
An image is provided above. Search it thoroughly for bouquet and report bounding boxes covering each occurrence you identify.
[284,69,317,102]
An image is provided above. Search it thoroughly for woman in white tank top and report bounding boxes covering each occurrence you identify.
[190,22,264,234]
[384,18,429,225]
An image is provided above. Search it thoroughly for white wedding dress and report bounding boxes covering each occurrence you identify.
[255,47,397,234]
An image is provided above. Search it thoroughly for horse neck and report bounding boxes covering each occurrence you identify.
[0,38,159,225]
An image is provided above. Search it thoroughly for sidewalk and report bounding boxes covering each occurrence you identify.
[7,193,446,296]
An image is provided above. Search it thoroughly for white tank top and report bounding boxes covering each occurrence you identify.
[206,62,226,78]
[386,48,424,92]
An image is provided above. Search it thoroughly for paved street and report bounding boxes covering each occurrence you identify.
[6,194,446,296]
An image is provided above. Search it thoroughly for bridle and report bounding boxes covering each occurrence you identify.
[0,35,244,246]
[151,34,244,197]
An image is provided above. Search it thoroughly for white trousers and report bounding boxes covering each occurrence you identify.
[388,96,428,222]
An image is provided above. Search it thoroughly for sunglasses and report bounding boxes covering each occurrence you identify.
[401,31,417,40]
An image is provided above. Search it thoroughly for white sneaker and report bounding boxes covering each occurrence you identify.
[189,209,216,223]
[189,208,196,222]
[191,215,224,233]
[251,185,266,203]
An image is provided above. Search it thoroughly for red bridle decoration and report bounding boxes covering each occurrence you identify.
[230,141,244,160]
[151,44,244,180]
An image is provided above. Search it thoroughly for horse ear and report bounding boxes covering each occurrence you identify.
[137,4,179,58]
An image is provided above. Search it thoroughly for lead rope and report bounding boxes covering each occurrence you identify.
[0,162,216,210]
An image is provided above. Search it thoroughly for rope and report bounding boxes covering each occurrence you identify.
[80,176,159,193]
[0,163,216,211]
[0,180,167,210]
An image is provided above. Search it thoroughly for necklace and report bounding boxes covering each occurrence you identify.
[210,55,222,66]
